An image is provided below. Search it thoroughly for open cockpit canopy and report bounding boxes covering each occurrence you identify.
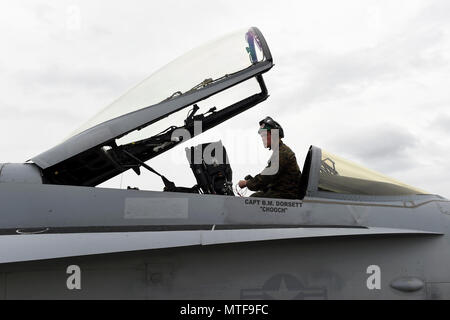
[31,27,273,186]
[68,28,268,139]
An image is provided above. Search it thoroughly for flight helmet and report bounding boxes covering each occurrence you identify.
[258,116,284,138]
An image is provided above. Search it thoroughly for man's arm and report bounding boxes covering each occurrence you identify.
[246,150,287,191]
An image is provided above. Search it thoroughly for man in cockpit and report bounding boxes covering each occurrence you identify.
[238,117,301,199]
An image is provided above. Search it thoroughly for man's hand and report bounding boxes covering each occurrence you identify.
[238,180,247,188]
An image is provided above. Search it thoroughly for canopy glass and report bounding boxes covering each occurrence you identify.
[68,28,266,139]
[318,149,427,196]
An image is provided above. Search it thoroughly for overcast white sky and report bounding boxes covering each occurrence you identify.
[1,0,449,198]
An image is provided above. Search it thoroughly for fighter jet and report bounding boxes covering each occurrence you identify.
[0,27,449,300]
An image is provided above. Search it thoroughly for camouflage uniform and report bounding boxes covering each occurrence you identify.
[246,140,301,199]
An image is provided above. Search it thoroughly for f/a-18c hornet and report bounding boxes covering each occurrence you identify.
[0,27,449,299]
